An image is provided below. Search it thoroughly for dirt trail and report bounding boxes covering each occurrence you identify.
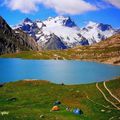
[96,83,120,110]
[85,92,115,110]
[104,81,120,103]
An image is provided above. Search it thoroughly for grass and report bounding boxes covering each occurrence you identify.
[0,78,120,120]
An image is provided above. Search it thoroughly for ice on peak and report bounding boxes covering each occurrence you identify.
[44,16,76,27]
[86,21,98,27]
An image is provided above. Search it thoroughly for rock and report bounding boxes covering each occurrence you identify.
[40,115,44,118]
[1,111,9,116]
[39,33,67,50]
[7,97,17,102]
[101,109,105,112]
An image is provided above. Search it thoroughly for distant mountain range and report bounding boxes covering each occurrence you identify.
[0,16,120,55]
[13,16,119,49]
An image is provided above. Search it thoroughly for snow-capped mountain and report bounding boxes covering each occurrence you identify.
[43,16,77,27]
[13,16,119,50]
[35,16,89,48]
[13,18,41,40]
[81,21,118,44]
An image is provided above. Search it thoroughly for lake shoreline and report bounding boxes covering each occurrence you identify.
[1,76,119,85]
[0,56,120,66]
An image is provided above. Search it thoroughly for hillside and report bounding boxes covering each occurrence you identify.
[1,33,120,65]
[0,78,120,120]
[0,16,39,55]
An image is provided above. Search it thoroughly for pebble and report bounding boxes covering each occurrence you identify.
[1,111,9,116]
[101,109,105,112]
[40,115,44,118]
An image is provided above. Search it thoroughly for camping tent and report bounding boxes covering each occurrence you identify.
[53,101,61,105]
[52,106,60,111]
[73,108,83,115]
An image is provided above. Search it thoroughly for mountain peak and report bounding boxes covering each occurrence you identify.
[85,21,114,31]
[98,23,113,31]
[44,16,76,27]
[86,21,98,27]
[23,18,33,23]
[35,19,42,23]
[55,16,76,27]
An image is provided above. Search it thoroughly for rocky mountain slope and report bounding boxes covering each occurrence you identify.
[13,16,119,49]
[0,16,39,55]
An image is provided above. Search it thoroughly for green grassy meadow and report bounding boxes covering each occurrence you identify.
[0,78,120,120]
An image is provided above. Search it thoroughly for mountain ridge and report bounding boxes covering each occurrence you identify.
[13,16,119,49]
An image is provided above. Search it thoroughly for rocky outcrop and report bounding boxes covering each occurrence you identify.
[0,16,39,55]
[41,34,67,50]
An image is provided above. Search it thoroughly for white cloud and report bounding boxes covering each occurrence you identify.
[42,0,98,15]
[3,0,98,14]
[105,0,120,8]
[3,0,40,13]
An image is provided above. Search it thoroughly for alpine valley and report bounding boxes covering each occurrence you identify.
[0,15,120,120]
[0,16,120,65]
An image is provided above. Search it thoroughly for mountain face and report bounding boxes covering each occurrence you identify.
[13,16,90,49]
[80,21,118,44]
[38,33,67,50]
[13,16,119,50]
[0,16,39,55]
[13,18,41,40]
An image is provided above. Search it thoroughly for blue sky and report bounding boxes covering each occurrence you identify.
[0,0,120,28]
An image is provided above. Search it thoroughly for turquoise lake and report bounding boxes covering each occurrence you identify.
[0,58,120,84]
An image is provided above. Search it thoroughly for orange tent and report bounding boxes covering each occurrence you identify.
[51,106,60,111]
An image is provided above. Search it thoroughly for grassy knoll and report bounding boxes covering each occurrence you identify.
[0,78,120,120]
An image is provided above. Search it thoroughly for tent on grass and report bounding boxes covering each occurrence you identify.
[53,101,61,105]
[51,106,60,111]
[73,108,83,115]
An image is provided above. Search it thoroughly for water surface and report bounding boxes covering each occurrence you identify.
[0,58,120,84]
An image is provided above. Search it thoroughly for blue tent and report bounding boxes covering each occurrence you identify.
[73,108,83,115]
[53,101,61,105]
